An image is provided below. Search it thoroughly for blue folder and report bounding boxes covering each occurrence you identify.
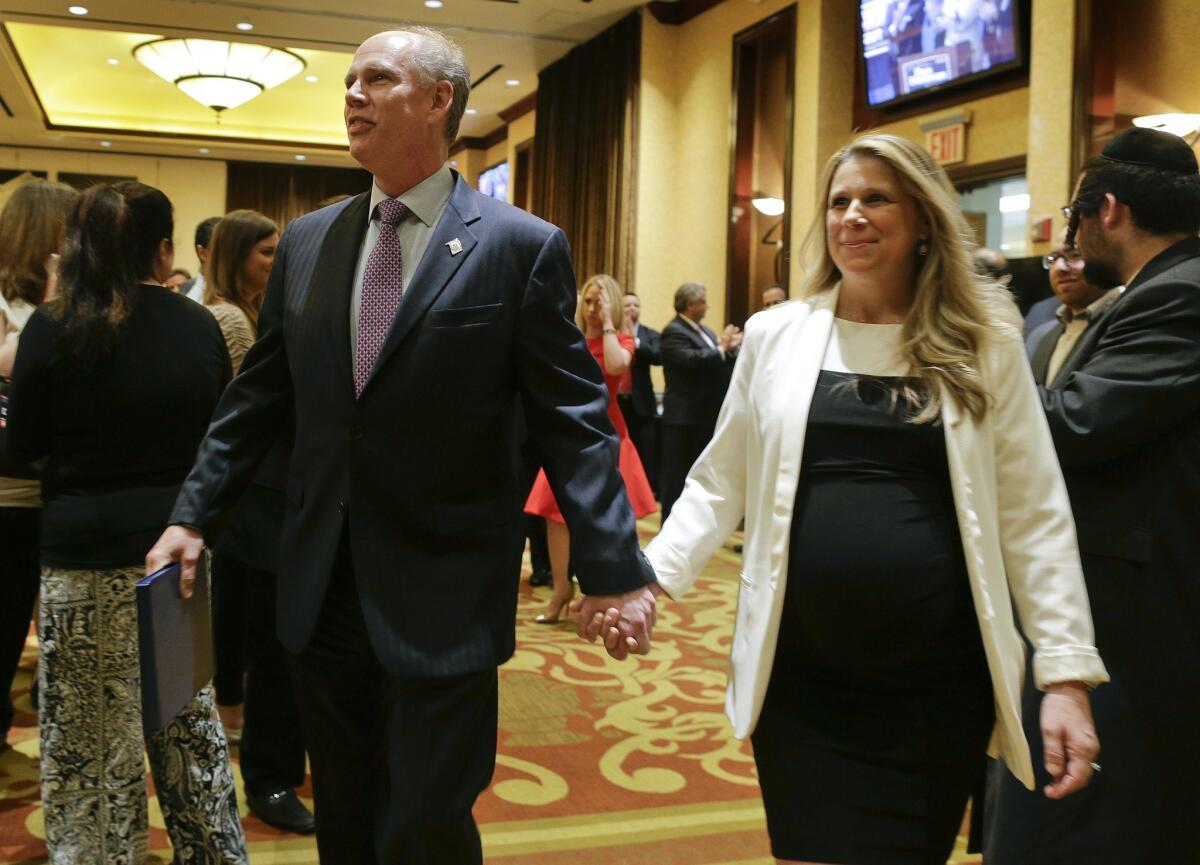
[136,554,214,734]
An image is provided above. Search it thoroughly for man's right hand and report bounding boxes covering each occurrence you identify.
[146,524,205,599]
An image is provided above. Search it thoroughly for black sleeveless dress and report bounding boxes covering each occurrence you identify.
[750,370,994,865]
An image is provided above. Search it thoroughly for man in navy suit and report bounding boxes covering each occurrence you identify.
[658,282,740,520]
[147,27,657,865]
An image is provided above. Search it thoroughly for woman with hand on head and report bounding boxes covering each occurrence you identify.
[525,274,657,623]
[591,133,1109,865]
[6,182,247,864]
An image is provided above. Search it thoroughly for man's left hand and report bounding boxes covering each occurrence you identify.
[572,584,659,660]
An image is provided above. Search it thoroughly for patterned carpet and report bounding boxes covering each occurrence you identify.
[0,519,982,864]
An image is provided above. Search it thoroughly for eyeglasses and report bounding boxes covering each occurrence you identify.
[1043,250,1083,270]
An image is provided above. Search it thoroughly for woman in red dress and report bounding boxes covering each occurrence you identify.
[525,274,658,622]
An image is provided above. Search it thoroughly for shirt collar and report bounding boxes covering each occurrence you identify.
[1056,286,1123,325]
[681,315,703,333]
[368,166,455,229]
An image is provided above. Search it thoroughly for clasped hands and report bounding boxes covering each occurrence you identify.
[570,582,664,661]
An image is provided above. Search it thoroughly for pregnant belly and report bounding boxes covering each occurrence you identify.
[782,475,979,679]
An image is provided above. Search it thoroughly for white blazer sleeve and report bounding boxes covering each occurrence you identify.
[988,332,1110,689]
[645,319,759,598]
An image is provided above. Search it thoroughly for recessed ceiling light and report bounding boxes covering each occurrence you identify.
[464,108,477,115]
[67,5,88,15]
[425,0,444,7]
[235,20,254,31]
[305,75,318,83]
[106,58,119,65]
[450,159,458,167]
[199,147,210,154]
[99,140,112,148]
[505,79,520,87]
[294,154,307,161]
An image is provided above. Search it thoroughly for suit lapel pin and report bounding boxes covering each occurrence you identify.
[446,238,463,256]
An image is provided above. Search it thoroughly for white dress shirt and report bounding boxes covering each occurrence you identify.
[349,166,455,350]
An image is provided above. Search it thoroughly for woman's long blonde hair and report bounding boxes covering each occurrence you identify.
[797,132,1016,423]
[576,274,625,333]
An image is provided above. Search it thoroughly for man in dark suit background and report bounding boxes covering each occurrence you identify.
[618,290,661,496]
[987,127,1200,865]
[147,27,658,865]
[181,215,220,303]
[658,281,740,520]
[1025,229,1121,380]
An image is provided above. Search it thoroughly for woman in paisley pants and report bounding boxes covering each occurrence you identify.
[6,182,247,864]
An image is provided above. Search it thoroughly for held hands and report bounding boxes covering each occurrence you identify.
[145,524,205,599]
[1040,681,1101,799]
[570,582,662,660]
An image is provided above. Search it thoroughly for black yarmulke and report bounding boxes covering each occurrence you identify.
[1100,126,1199,174]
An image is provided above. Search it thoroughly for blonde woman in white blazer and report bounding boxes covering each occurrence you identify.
[613,135,1108,865]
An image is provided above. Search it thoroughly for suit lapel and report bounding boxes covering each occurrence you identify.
[360,176,480,397]
[311,192,370,399]
[1030,322,1063,385]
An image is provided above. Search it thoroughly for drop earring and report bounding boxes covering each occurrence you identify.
[917,239,929,257]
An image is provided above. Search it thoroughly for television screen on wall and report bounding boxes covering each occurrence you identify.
[478,161,509,202]
[859,0,1024,109]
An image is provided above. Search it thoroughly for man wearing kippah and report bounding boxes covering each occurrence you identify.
[987,126,1200,864]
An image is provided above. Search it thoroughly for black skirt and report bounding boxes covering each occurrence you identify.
[751,372,994,864]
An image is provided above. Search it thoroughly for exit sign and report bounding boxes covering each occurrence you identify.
[927,123,965,165]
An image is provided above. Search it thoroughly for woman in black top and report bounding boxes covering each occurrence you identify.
[7,182,248,864]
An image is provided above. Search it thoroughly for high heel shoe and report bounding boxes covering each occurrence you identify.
[534,589,575,625]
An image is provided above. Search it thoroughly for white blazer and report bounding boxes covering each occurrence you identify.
[645,286,1109,790]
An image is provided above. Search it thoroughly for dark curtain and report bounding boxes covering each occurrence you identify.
[226,162,372,228]
[532,11,640,291]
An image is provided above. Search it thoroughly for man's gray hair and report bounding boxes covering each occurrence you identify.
[674,282,706,313]
[401,26,471,144]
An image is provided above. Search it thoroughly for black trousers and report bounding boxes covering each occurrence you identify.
[212,554,309,797]
[619,397,659,497]
[288,541,498,865]
[211,550,250,706]
[659,422,715,521]
[0,507,40,739]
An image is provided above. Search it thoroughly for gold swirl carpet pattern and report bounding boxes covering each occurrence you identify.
[0,519,982,864]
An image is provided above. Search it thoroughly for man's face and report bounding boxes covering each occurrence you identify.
[1047,245,1107,311]
[762,287,786,308]
[622,294,641,325]
[684,289,708,323]
[1070,175,1124,289]
[344,32,439,172]
[164,272,188,292]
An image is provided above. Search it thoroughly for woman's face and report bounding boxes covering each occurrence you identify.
[826,155,925,282]
[241,232,278,297]
[581,285,606,326]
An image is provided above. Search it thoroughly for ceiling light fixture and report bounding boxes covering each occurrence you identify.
[305,75,318,83]
[68,5,88,15]
[99,140,112,148]
[235,21,254,31]
[505,79,520,87]
[199,147,210,154]
[425,0,444,7]
[294,154,307,161]
[464,108,477,115]
[107,58,119,65]
[134,38,305,114]
[1133,113,1200,139]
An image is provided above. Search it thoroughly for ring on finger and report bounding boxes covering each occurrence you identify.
[1089,762,1101,773]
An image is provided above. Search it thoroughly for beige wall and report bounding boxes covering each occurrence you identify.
[871,87,1031,173]
[0,147,226,275]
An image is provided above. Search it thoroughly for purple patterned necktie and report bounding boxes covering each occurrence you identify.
[355,198,409,396]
